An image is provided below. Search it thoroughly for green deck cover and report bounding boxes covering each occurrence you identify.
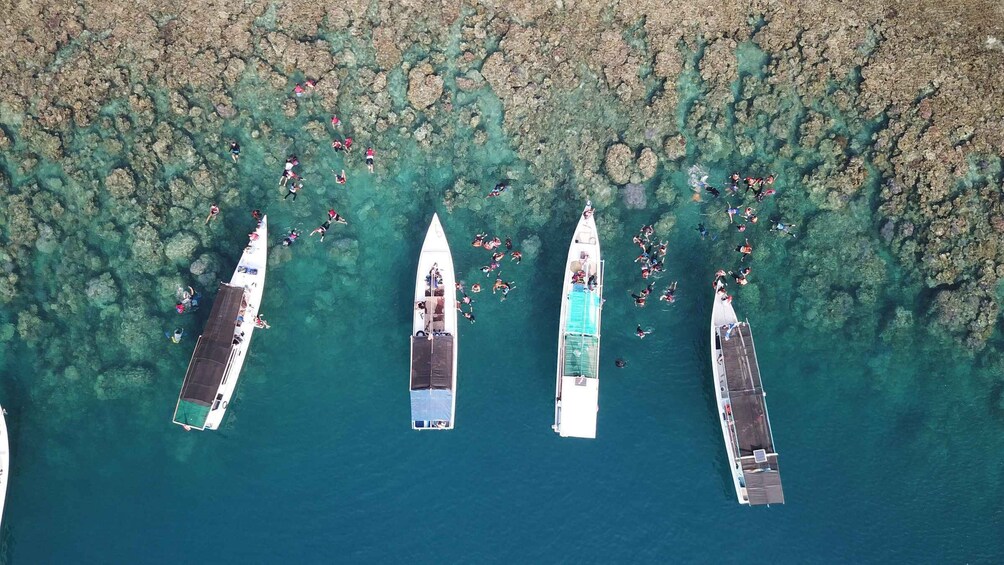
[174,399,210,428]
[563,334,599,378]
[565,287,600,335]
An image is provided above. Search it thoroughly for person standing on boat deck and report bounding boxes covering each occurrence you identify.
[284,181,302,201]
[636,325,652,339]
[366,147,375,173]
[205,204,220,224]
[229,141,240,162]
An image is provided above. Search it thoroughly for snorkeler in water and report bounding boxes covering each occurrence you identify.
[282,229,301,247]
[166,328,185,343]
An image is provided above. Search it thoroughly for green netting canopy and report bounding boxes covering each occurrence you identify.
[563,334,599,378]
[565,287,600,335]
[174,399,210,428]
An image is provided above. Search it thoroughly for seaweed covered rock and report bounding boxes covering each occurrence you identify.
[604,143,633,185]
[622,183,648,210]
[104,168,136,199]
[407,62,444,110]
[165,232,200,264]
[85,273,119,307]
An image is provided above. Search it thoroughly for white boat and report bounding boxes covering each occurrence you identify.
[710,281,785,505]
[173,216,269,431]
[553,202,604,439]
[409,213,458,430]
[0,407,8,529]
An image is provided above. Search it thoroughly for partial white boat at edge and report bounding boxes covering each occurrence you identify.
[710,281,785,505]
[410,213,458,430]
[173,215,269,431]
[0,406,8,529]
[553,202,603,439]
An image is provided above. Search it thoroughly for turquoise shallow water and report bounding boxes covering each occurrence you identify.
[1,47,1004,563]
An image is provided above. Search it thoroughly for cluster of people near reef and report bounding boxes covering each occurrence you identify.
[628,223,677,339]
[170,82,379,343]
[699,169,797,306]
[456,213,524,324]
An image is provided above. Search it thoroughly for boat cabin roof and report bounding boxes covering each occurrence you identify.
[717,321,784,504]
[410,334,454,391]
[178,284,246,406]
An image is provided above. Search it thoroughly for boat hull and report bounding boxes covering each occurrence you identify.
[554,204,603,439]
[0,407,8,529]
[710,287,747,503]
[173,216,268,431]
[410,213,458,430]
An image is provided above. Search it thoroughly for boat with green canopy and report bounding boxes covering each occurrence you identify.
[553,202,604,439]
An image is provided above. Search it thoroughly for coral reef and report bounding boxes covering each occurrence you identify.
[1,0,1004,461]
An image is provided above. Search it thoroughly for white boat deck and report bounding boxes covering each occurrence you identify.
[711,282,784,505]
[554,204,603,439]
[410,213,457,430]
[173,216,268,431]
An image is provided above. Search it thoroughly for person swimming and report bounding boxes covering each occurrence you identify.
[487,181,509,198]
[615,358,626,368]
[310,221,332,241]
[166,328,185,343]
[327,209,348,225]
[282,229,301,247]
[697,223,708,240]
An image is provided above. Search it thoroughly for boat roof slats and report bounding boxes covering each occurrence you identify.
[410,335,453,390]
[719,323,774,456]
[744,470,785,505]
[179,284,245,405]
